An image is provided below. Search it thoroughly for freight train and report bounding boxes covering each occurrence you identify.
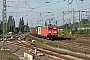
[30,24,58,39]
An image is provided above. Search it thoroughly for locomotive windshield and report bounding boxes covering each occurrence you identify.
[48,28,53,30]
[48,27,56,30]
[53,28,56,30]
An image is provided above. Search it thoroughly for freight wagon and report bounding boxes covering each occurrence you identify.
[30,28,36,35]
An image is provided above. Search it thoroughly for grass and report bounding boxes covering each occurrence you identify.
[0,46,2,52]
[6,56,16,60]
[43,42,48,45]
[0,45,10,52]
[25,35,32,41]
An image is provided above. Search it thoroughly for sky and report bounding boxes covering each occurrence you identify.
[0,0,90,27]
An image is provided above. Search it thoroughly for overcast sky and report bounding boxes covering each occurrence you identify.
[0,0,90,27]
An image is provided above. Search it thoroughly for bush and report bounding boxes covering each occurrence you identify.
[86,29,90,34]
[79,29,90,34]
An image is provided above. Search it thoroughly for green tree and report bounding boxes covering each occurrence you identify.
[21,17,24,33]
[7,16,15,32]
[14,27,19,34]
[19,18,22,33]
[0,21,3,34]
[19,17,24,33]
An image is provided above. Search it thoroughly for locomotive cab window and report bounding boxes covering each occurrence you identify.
[53,28,56,30]
[48,27,57,30]
[48,28,53,30]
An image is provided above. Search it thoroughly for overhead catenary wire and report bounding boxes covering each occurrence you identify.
[1,0,90,27]
[30,0,83,23]
[7,0,48,17]
[22,0,65,18]
[5,0,65,19]
[6,0,65,15]
[5,2,66,21]
[24,0,88,22]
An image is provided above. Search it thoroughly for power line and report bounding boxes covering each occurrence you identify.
[22,0,65,18]
[6,0,65,17]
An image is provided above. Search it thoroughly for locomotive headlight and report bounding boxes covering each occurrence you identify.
[48,31,51,33]
[54,32,57,33]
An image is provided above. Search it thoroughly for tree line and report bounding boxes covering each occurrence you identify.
[0,16,29,34]
[59,18,90,34]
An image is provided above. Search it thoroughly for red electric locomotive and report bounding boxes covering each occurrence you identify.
[41,25,58,38]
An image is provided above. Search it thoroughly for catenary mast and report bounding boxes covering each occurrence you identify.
[1,0,9,51]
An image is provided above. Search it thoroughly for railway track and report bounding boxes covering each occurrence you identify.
[8,40,71,60]
[8,40,90,60]
[55,40,90,55]
[28,34,90,54]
